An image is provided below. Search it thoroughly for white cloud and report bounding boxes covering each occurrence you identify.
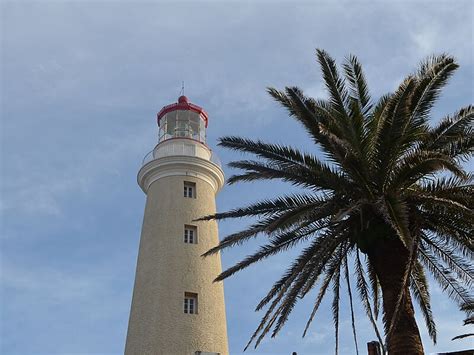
[412,27,438,56]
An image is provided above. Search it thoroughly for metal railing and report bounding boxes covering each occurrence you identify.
[210,151,222,168]
[141,149,155,166]
[141,146,222,169]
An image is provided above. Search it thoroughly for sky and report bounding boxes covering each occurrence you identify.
[1,1,473,354]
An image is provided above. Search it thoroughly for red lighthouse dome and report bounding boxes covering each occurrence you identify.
[178,95,188,104]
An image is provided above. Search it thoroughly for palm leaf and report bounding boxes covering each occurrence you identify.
[418,243,473,307]
[355,250,386,352]
[344,255,360,355]
[410,261,437,343]
[422,105,474,161]
[409,54,458,126]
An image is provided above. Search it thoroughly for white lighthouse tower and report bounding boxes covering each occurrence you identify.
[125,96,229,355]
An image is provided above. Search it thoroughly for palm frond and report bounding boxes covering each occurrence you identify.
[344,255,360,355]
[420,235,474,288]
[421,210,474,256]
[271,242,349,339]
[355,250,386,351]
[374,77,417,188]
[410,261,437,343]
[316,49,351,123]
[227,159,337,191]
[342,54,371,168]
[364,93,393,164]
[367,260,381,320]
[422,105,474,161]
[252,233,348,349]
[302,241,348,338]
[203,193,348,257]
[416,175,474,207]
[243,237,327,351]
[452,303,474,341]
[196,193,330,221]
[316,49,365,166]
[379,195,411,248]
[409,54,458,126]
[388,150,468,191]
[280,86,360,167]
[317,123,374,196]
[257,227,347,311]
[452,333,474,341]
[267,87,323,144]
[214,220,329,281]
[219,136,354,192]
[418,243,473,307]
[332,261,342,355]
[343,54,372,115]
[202,214,285,256]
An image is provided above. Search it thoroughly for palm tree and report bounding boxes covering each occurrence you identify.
[200,49,473,354]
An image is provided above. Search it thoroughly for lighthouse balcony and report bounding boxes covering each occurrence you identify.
[141,138,222,168]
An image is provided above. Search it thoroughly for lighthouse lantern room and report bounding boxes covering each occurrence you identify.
[158,95,208,143]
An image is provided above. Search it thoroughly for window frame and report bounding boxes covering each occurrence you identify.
[184,225,198,244]
[184,181,196,198]
[184,292,198,314]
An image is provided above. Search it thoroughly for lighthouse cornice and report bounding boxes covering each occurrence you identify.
[138,155,225,194]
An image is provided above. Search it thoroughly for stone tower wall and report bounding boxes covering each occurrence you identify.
[125,171,228,355]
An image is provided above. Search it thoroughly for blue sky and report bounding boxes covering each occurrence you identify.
[1,1,473,354]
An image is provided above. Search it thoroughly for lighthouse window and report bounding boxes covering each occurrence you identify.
[184,225,197,244]
[184,181,196,198]
[184,292,198,314]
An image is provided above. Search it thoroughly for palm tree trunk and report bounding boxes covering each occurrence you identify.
[367,235,424,354]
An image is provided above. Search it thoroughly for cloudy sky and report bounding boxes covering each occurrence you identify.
[1,1,473,354]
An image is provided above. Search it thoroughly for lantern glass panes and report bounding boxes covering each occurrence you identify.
[159,110,205,143]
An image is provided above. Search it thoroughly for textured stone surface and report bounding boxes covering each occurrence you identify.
[125,162,229,355]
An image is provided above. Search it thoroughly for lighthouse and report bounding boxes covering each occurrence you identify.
[125,96,229,355]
